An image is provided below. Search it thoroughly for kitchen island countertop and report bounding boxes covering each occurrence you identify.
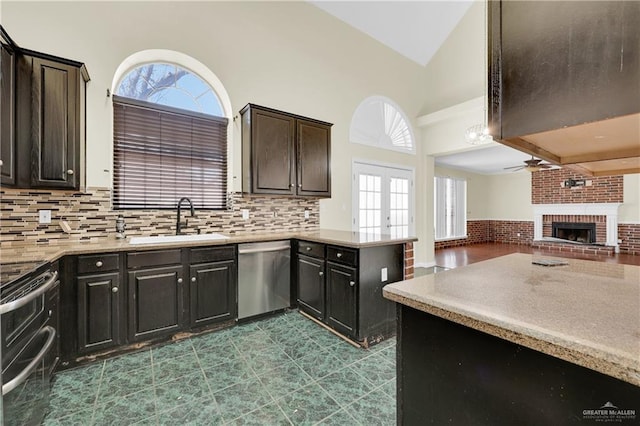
[383,253,640,386]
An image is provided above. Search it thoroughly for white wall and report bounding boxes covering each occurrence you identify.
[2,2,428,250]
[621,174,640,223]
[420,0,485,115]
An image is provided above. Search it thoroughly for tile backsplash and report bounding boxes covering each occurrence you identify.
[0,188,319,247]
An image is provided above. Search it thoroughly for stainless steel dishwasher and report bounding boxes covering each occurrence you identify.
[237,240,291,320]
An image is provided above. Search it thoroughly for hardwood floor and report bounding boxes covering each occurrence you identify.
[434,243,640,268]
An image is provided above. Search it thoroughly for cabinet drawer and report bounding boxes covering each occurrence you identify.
[327,246,357,267]
[77,253,120,274]
[297,241,324,258]
[127,249,182,269]
[190,246,235,264]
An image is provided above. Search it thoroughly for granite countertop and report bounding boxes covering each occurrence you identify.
[383,253,640,387]
[0,229,416,284]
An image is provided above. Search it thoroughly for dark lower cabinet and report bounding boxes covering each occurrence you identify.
[128,265,183,342]
[297,253,325,320]
[189,260,236,327]
[77,272,120,353]
[326,262,356,338]
[296,241,403,345]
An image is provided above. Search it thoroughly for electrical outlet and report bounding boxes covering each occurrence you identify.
[517,233,521,237]
[304,210,310,219]
[241,209,249,220]
[381,267,388,282]
[39,210,52,224]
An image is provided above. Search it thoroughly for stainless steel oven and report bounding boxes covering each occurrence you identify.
[1,267,58,426]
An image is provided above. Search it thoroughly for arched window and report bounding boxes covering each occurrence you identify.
[349,96,415,154]
[116,63,224,117]
[113,62,228,210]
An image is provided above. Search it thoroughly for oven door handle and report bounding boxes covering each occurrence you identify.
[2,325,56,396]
[0,271,58,315]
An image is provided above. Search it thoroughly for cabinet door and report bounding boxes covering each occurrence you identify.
[30,56,78,188]
[77,272,120,353]
[251,108,296,195]
[296,119,331,197]
[128,265,183,342]
[1,43,15,185]
[326,262,357,338]
[296,254,325,320]
[490,1,640,139]
[189,260,236,328]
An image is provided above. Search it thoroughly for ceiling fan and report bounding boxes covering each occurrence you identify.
[504,157,554,172]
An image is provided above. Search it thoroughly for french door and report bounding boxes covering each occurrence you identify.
[352,162,414,238]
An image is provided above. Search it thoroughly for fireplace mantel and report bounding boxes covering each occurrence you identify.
[533,203,622,248]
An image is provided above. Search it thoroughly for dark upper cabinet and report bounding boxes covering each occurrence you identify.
[1,32,16,185]
[296,119,331,197]
[189,245,237,328]
[15,54,88,189]
[488,1,640,176]
[326,262,357,338]
[0,26,89,189]
[241,104,332,198]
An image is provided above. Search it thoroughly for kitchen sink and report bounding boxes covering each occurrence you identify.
[128,233,230,245]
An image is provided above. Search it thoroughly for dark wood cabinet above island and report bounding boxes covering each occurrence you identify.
[488,1,640,176]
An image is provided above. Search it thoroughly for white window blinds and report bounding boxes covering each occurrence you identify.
[113,96,228,209]
[434,176,467,240]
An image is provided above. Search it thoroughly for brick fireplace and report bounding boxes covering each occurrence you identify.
[533,204,621,249]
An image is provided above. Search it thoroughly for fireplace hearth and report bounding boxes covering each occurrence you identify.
[552,222,596,244]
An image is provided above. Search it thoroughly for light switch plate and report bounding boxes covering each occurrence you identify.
[381,267,388,282]
[304,210,310,219]
[241,209,249,220]
[39,210,52,224]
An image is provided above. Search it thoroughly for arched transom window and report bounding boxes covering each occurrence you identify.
[350,96,415,154]
[116,63,224,117]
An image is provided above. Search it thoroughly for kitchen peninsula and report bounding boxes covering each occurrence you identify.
[384,253,640,424]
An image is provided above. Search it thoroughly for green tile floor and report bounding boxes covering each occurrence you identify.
[43,311,397,425]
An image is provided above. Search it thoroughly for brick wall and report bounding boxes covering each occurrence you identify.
[618,224,640,255]
[404,242,414,279]
[435,220,532,249]
[434,220,491,249]
[0,188,319,247]
[488,220,534,244]
[531,169,623,204]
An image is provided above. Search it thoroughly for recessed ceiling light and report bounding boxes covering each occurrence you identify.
[594,135,605,139]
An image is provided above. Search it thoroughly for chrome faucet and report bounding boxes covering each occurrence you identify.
[176,197,195,235]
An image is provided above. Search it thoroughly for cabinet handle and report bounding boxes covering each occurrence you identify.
[336,253,342,258]
[191,277,196,282]
[0,160,3,167]
[112,287,118,293]
[349,281,355,287]
[290,183,295,188]
[306,247,311,251]
[177,278,183,284]
[48,310,53,317]
[319,271,324,276]
[298,184,302,188]
[95,261,103,268]
[66,169,74,175]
